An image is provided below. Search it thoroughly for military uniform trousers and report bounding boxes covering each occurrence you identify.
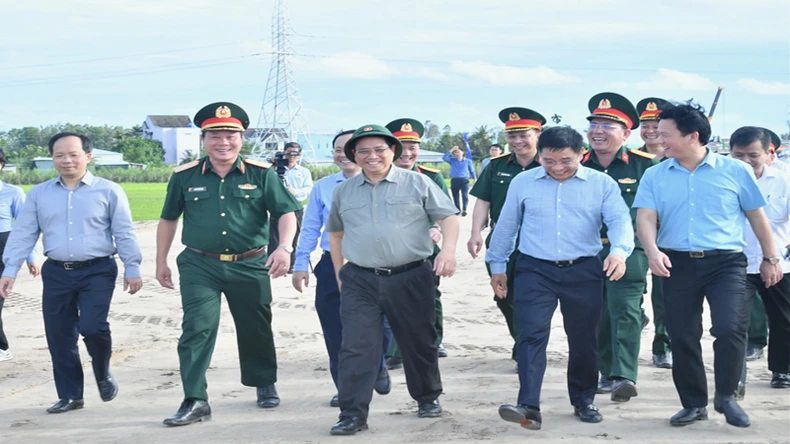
[313,252,391,388]
[0,231,9,351]
[660,251,750,408]
[514,254,604,409]
[648,273,671,355]
[598,244,648,383]
[386,244,442,360]
[747,292,769,349]
[337,261,442,420]
[745,273,790,373]
[176,248,277,401]
[485,228,519,359]
[42,257,117,400]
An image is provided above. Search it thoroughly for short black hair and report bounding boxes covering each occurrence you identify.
[48,132,92,155]
[0,149,6,167]
[284,141,302,152]
[730,126,770,152]
[490,143,503,150]
[332,130,355,148]
[658,103,711,145]
[537,126,584,153]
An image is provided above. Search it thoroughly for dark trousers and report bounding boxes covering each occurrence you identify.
[313,252,391,388]
[485,229,519,359]
[0,230,9,351]
[650,274,672,355]
[267,208,304,269]
[660,251,749,408]
[450,178,469,212]
[337,261,441,420]
[42,257,117,400]
[745,273,790,373]
[747,292,769,348]
[514,254,604,409]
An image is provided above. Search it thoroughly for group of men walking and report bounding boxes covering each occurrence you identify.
[0,95,787,437]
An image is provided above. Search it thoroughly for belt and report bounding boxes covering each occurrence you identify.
[47,256,112,270]
[601,238,609,245]
[528,255,593,268]
[662,249,742,259]
[186,246,266,262]
[353,259,426,276]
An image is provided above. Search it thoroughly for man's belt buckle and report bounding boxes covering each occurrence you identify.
[63,262,76,270]
[374,267,392,276]
[219,254,235,262]
[689,251,705,258]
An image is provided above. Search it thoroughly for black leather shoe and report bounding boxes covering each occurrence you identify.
[330,394,340,407]
[97,374,118,402]
[745,346,764,361]
[611,378,638,403]
[418,399,442,418]
[330,417,368,435]
[498,404,541,430]
[386,356,402,370]
[163,400,211,426]
[653,353,673,369]
[574,404,603,423]
[669,407,707,426]
[257,385,280,408]
[596,375,613,394]
[714,393,750,428]
[641,313,650,331]
[437,345,448,358]
[771,372,790,388]
[46,398,84,414]
[374,368,391,395]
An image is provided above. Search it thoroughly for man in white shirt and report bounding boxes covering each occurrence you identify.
[730,126,790,390]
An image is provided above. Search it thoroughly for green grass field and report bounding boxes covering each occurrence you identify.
[22,183,167,221]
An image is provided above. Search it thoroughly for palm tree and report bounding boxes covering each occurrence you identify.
[179,150,199,165]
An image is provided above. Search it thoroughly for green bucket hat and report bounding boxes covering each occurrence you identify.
[344,124,403,163]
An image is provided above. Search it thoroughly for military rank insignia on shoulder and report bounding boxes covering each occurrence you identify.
[243,158,272,168]
[173,160,200,173]
[418,165,440,173]
[491,152,510,161]
[629,148,656,159]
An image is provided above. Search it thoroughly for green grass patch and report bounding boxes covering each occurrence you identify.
[22,183,167,221]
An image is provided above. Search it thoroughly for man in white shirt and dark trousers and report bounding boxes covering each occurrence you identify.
[729,126,790,389]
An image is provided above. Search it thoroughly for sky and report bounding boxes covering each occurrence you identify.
[2,0,789,149]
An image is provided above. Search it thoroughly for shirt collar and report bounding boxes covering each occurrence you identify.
[57,171,94,187]
[761,164,779,180]
[202,156,245,175]
[588,145,630,166]
[667,148,716,170]
[360,165,400,185]
[535,165,588,181]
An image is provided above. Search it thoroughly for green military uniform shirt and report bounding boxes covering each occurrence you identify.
[414,164,450,197]
[160,155,303,254]
[469,152,541,223]
[583,146,658,238]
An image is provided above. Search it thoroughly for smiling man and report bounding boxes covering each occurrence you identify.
[582,92,659,403]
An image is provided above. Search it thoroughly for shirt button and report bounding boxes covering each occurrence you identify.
[604,169,608,173]
[220,196,225,199]
[222,231,227,235]
[557,232,561,235]
[691,203,695,206]
[225,248,230,252]
[69,238,72,241]
[690,189,694,192]
[221,179,225,183]
[221,213,226,217]
[557,215,561,218]
[69,206,73,209]
[69,222,72,224]
[245,195,250,199]
[194,197,199,201]
[691,218,694,221]
[626,188,631,192]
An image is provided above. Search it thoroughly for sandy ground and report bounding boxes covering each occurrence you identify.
[0,199,789,444]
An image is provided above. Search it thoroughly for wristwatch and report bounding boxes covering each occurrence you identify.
[763,256,781,265]
[278,244,294,254]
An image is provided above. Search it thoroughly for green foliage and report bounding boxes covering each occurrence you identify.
[6,145,49,168]
[179,151,200,165]
[1,166,174,185]
[113,138,165,166]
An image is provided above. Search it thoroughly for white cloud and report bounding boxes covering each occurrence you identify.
[410,68,450,82]
[450,61,578,86]
[295,52,395,80]
[635,69,716,91]
[737,78,790,95]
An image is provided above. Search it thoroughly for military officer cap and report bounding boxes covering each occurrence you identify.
[344,124,403,163]
[498,107,546,132]
[385,118,424,142]
[636,97,669,121]
[193,101,250,132]
[762,128,782,152]
[587,92,640,130]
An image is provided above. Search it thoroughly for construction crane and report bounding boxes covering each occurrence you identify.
[708,86,724,122]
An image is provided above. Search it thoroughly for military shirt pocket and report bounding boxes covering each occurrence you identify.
[184,188,211,208]
[232,188,263,200]
[386,196,424,223]
[339,201,368,228]
[617,182,637,206]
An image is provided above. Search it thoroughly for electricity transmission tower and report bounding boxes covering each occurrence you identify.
[251,0,315,162]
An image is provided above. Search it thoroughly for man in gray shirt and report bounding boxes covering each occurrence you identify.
[325,124,459,436]
[0,132,143,414]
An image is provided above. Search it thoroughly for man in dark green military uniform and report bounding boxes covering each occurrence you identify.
[636,97,672,369]
[583,93,659,402]
[468,107,546,366]
[384,118,450,368]
[155,101,302,426]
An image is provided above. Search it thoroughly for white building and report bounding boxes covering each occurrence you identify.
[143,115,201,165]
[32,149,139,170]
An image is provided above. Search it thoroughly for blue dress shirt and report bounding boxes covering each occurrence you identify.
[0,181,38,263]
[486,165,634,274]
[1,172,143,279]
[284,164,314,201]
[632,150,766,251]
[442,152,477,179]
[294,172,349,272]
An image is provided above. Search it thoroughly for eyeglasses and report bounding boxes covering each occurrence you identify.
[588,123,622,131]
[284,152,301,157]
[354,147,391,157]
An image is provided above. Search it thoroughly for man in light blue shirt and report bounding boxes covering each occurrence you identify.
[442,146,476,216]
[489,126,633,430]
[0,149,40,362]
[634,104,782,428]
[479,143,503,174]
[292,131,392,406]
[270,142,313,272]
[0,133,142,414]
